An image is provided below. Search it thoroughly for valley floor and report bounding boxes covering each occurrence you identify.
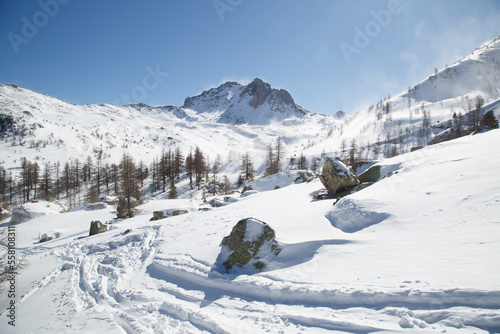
[1,130,500,333]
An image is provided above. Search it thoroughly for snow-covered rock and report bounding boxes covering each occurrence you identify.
[218,218,282,273]
[10,201,67,224]
[319,157,360,194]
[326,198,390,233]
[11,206,31,224]
[85,202,108,211]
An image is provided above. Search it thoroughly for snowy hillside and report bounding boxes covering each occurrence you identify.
[1,126,499,333]
[0,80,341,181]
[302,36,500,159]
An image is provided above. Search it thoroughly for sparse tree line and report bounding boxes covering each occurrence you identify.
[339,95,499,165]
[0,136,321,217]
[1,102,497,213]
[0,144,265,217]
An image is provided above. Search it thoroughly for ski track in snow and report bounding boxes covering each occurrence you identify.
[4,190,500,333]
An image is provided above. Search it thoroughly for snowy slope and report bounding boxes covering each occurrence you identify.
[302,36,500,159]
[0,81,341,182]
[1,129,499,333]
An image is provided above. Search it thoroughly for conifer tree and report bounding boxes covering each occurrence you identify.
[298,152,308,170]
[194,146,205,189]
[41,163,52,201]
[349,139,357,166]
[185,150,194,189]
[480,110,499,129]
[118,153,140,218]
[265,144,274,175]
[311,157,319,174]
[240,152,254,181]
[274,136,284,173]
[222,175,232,195]
[173,147,183,179]
[0,166,6,206]
[168,179,178,199]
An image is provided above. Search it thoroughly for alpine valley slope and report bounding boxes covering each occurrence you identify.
[1,121,499,333]
[300,36,500,158]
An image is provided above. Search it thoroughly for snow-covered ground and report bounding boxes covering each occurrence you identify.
[1,129,499,333]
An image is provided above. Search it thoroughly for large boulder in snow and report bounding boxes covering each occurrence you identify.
[219,218,282,272]
[10,201,67,224]
[319,158,360,195]
[11,206,31,224]
[89,221,107,236]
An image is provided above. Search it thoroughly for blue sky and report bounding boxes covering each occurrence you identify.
[1,0,499,115]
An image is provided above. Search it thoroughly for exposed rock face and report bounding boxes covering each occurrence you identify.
[294,171,315,184]
[182,81,239,109]
[335,110,346,119]
[241,78,273,108]
[89,221,107,236]
[172,210,188,216]
[150,211,166,221]
[219,218,281,272]
[319,158,360,195]
[241,78,295,110]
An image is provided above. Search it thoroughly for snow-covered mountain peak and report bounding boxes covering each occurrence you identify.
[181,78,310,125]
